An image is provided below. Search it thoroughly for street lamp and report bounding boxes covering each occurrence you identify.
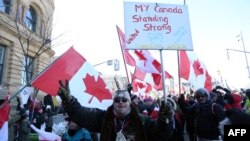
[227,32,250,78]
[238,32,250,78]
[93,59,120,71]
[113,59,120,71]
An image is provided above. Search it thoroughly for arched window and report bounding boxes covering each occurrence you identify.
[0,0,11,14]
[25,6,36,32]
[0,45,5,84]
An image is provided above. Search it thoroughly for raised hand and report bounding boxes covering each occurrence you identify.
[57,80,71,102]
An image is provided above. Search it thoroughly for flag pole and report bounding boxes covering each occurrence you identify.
[0,84,28,108]
[177,0,187,95]
[116,25,130,84]
[159,49,167,102]
[9,84,28,102]
[177,50,181,94]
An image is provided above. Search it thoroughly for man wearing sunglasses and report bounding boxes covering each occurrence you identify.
[57,80,174,141]
[179,88,225,141]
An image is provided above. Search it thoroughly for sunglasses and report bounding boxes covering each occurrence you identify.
[114,97,128,103]
[195,95,206,99]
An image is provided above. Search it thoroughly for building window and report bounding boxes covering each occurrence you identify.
[22,56,34,85]
[24,6,36,32]
[0,0,11,14]
[0,45,5,84]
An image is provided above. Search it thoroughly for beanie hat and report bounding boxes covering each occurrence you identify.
[144,97,153,103]
[113,90,131,103]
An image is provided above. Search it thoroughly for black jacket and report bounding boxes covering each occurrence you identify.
[179,99,225,140]
[63,97,173,141]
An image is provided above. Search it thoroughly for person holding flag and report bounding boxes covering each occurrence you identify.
[57,80,174,141]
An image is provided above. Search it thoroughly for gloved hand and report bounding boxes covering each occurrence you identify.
[57,80,71,103]
[158,100,173,123]
[223,88,231,95]
[215,85,224,90]
[127,84,133,93]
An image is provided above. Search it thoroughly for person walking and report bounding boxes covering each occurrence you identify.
[179,88,225,141]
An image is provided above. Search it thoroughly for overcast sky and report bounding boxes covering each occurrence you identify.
[52,0,250,89]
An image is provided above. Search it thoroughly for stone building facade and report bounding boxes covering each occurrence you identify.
[0,0,55,101]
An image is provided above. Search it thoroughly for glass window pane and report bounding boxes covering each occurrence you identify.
[0,1,4,11]
[0,45,5,84]
[22,56,34,85]
[25,7,36,32]
[0,0,11,14]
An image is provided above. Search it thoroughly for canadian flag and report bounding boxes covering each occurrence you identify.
[116,25,136,66]
[133,50,160,73]
[131,69,154,94]
[116,26,159,73]
[132,79,152,95]
[116,26,173,86]
[31,47,113,110]
[131,67,173,91]
[132,50,173,86]
[150,107,159,120]
[179,50,212,91]
[0,95,10,141]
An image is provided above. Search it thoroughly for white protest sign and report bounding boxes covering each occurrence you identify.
[124,2,193,50]
[20,86,34,105]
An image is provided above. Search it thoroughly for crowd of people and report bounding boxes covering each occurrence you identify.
[1,80,250,141]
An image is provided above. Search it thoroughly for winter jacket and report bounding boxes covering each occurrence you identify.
[179,99,225,140]
[195,100,225,139]
[62,128,92,141]
[63,97,173,141]
[17,118,30,141]
[8,113,21,141]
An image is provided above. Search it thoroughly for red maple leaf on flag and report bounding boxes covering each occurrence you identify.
[152,59,161,72]
[134,50,147,66]
[145,83,152,93]
[192,60,204,77]
[137,81,146,89]
[83,74,112,102]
